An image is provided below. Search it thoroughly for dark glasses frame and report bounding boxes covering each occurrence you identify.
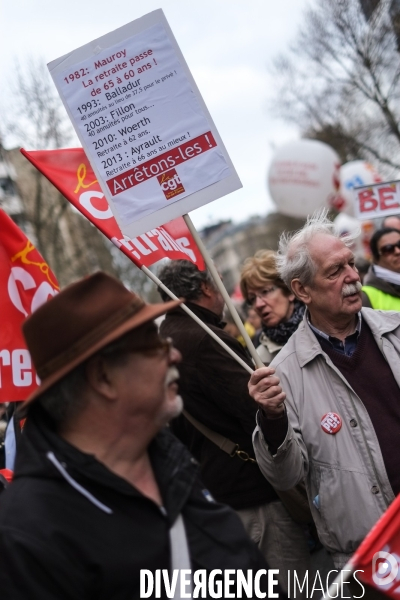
[379,241,400,256]
[99,336,174,360]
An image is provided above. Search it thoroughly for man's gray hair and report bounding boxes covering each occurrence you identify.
[157,260,216,302]
[37,362,88,426]
[276,210,359,289]
[37,335,134,426]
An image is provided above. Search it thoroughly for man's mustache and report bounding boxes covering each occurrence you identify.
[165,366,180,386]
[342,281,362,297]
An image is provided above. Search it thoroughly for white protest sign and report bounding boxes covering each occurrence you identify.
[354,179,400,221]
[48,10,241,238]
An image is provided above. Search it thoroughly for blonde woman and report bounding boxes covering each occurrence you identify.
[240,249,305,364]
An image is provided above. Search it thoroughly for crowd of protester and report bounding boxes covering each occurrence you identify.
[0,213,400,598]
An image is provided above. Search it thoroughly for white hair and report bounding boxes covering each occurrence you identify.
[276,209,359,289]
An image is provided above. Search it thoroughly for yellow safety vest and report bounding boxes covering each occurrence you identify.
[362,286,400,311]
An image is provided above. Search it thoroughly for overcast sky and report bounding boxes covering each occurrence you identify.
[0,0,311,230]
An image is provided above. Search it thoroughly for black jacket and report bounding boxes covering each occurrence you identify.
[160,303,278,510]
[0,407,283,599]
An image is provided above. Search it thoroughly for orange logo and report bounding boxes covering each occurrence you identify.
[74,163,98,194]
[12,241,59,289]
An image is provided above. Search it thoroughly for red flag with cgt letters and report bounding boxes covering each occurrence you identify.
[0,209,59,402]
[20,147,204,269]
[348,492,400,597]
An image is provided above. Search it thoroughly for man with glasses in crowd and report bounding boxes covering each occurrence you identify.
[362,227,400,310]
[0,272,283,600]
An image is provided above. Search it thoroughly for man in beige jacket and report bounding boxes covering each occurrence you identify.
[249,213,400,571]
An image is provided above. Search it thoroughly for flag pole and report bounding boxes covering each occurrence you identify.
[183,214,264,369]
[141,265,253,375]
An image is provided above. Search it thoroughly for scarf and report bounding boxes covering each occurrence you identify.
[373,265,400,286]
[262,300,305,345]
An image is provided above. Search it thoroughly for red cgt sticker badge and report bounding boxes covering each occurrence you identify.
[321,412,342,435]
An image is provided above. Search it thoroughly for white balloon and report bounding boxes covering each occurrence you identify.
[333,212,360,236]
[333,212,368,257]
[333,160,382,216]
[267,139,341,218]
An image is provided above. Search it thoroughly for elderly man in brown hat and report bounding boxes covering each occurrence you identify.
[0,272,283,600]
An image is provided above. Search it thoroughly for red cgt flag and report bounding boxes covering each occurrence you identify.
[349,493,400,596]
[20,148,204,270]
[0,209,59,402]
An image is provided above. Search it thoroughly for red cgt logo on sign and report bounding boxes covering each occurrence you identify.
[157,169,185,200]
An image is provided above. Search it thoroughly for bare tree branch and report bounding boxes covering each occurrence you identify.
[1,59,150,290]
[269,0,400,175]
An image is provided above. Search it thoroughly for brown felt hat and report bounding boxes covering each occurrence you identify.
[22,271,182,406]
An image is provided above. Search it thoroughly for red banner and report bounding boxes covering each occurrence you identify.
[0,209,59,402]
[20,148,204,270]
[106,131,217,196]
[349,493,400,596]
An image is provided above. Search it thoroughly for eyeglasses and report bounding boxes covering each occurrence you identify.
[246,286,278,308]
[379,241,400,256]
[144,337,174,358]
[130,337,174,358]
[100,337,174,360]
